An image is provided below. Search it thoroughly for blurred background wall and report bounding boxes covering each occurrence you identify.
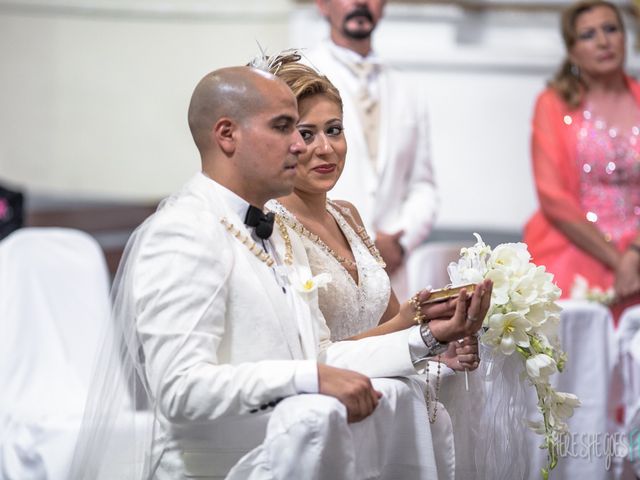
[0,0,638,237]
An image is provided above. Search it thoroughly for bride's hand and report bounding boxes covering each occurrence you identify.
[397,288,458,330]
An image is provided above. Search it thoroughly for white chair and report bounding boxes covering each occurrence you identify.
[0,228,112,480]
[525,300,621,480]
[407,241,468,293]
[618,306,640,477]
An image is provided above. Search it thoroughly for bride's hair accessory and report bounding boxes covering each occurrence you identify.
[247,42,303,75]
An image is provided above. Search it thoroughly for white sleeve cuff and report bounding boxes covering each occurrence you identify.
[408,325,430,362]
[293,360,319,393]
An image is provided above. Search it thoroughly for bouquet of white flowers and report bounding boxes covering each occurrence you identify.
[447,234,580,479]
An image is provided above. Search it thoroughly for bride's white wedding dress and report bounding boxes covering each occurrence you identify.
[269,199,459,479]
[270,199,389,341]
[269,199,524,480]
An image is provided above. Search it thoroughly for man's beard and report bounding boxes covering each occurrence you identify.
[341,5,375,40]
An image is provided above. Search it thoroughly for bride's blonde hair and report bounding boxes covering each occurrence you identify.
[262,52,344,112]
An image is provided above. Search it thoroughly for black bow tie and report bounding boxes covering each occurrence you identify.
[244,205,275,240]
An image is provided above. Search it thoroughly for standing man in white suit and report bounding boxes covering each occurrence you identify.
[306,0,437,300]
[78,66,490,480]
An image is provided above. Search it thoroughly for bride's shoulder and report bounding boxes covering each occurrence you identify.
[329,199,365,231]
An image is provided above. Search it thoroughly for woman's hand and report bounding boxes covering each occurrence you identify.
[395,288,459,331]
[614,248,640,301]
[440,335,480,371]
[428,279,493,343]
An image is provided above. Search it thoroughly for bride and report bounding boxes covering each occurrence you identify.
[265,53,480,370]
[264,53,522,480]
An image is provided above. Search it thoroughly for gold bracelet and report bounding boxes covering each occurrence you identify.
[409,292,426,325]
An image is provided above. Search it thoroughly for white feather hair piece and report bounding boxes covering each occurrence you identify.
[247,41,304,75]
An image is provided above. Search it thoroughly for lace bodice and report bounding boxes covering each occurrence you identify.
[270,200,390,341]
[576,108,640,243]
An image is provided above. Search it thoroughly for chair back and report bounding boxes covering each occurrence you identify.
[0,228,111,417]
[407,241,468,291]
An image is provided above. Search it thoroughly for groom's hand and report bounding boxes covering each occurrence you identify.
[441,335,480,371]
[317,364,382,423]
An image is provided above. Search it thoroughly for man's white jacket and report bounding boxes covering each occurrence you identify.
[131,173,423,477]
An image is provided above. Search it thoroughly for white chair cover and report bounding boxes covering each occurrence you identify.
[0,228,111,480]
[525,300,621,480]
[618,306,640,477]
[407,241,468,293]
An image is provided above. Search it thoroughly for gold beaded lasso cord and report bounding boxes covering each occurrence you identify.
[220,215,293,267]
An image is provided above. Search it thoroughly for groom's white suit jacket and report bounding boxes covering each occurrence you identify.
[132,173,423,477]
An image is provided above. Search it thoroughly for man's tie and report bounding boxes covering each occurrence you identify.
[351,61,380,169]
[244,205,275,240]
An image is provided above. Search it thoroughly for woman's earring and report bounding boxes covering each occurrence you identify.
[570,63,580,78]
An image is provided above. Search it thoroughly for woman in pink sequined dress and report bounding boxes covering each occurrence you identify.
[524,0,640,321]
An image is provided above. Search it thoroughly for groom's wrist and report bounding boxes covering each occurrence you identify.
[408,325,448,361]
[293,360,319,393]
[419,324,449,356]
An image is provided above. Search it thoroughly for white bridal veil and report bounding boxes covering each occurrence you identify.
[68,190,235,479]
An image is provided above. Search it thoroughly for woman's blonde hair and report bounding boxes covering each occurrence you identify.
[549,0,625,108]
[266,52,343,112]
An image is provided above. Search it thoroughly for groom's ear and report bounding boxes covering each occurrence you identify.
[213,117,237,155]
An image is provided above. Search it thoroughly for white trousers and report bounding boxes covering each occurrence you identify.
[226,377,452,480]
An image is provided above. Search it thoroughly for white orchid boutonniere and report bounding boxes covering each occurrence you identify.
[448,234,580,480]
[295,272,332,294]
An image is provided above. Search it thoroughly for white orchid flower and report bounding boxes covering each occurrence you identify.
[448,234,577,475]
[510,269,542,311]
[483,312,531,355]
[569,274,613,304]
[526,353,557,382]
[296,273,332,293]
[486,268,510,306]
[488,242,531,275]
[570,275,589,300]
[549,391,581,421]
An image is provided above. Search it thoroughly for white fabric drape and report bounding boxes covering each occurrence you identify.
[619,305,640,477]
[0,228,112,480]
[525,300,620,480]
